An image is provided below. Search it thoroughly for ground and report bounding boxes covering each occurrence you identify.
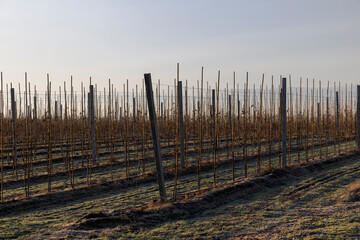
[2,151,358,239]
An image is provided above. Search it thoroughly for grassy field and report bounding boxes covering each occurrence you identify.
[60,153,360,239]
[0,142,359,239]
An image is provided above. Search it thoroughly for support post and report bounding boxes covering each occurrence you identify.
[229,95,232,133]
[90,85,97,165]
[47,75,52,192]
[10,88,17,177]
[55,100,58,121]
[160,102,163,135]
[59,103,62,142]
[133,97,136,134]
[212,89,216,152]
[178,81,185,169]
[336,91,340,154]
[119,106,122,138]
[87,92,91,126]
[357,85,360,149]
[281,78,287,168]
[34,95,38,149]
[212,89,217,183]
[237,100,240,127]
[144,73,167,202]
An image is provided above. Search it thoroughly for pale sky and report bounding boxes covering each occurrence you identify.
[0,0,359,92]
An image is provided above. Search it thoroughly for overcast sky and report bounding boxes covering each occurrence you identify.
[0,0,359,92]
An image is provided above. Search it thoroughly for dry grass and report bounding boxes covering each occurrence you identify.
[32,152,359,239]
[341,180,360,202]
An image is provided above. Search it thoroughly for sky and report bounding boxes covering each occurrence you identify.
[0,0,359,93]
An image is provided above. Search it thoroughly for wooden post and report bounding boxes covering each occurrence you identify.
[244,74,248,177]
[1,72,3,201]
[336,91,340,154]
[269,77,274,168]
[87,92,91,126]
[25,73,29,197]
[237,100,240,128]
[281,78,287,168]
[144,73,166,202]
[119,106,122,138]
[90,85,97,165]
[229,94,235,181]
[55,100,58,121]
[318,101,322,159]
[326,82,329,157]
[357,85,360,149]
[257,75,264,173]
[160,102,163,135]
[34,92,38,172]
[133,96,136,134]
[10,88,17,178]
[178,81,185,169]
[229,95,232,134]
[212,89,216,183]
[47,75,52,192]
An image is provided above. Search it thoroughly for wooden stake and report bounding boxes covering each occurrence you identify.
[90,84,97,165]
[178,81,185,169]
[10,87,17,178]
[144,73,166,202]
[281,78,287,168]
[357,85,360,149]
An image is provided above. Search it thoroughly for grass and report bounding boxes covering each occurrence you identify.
[0,140,358,239]
[2,137,350,201]
[340,179,360,202]
[102,153,360,240]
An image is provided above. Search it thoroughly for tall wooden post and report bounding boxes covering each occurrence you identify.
[47,75,52,192]
[87,92,91,126]
[90,85,97,165]
[144,73,166,202]
[10,88,17,177]
[178,81,185,169]
[212,89,216,183]
[336,91,340,154]
[281,78,287,168]
[160,102,163,135]
[357,85,360,149]
[237,100,240,130]
[229,94,235,180]
[34,94,38,165]
[133,96,136,134]
[229,95,232,134]
[55,100,58,121]
[119,106,122,138]
[0,72,3,201]
[212,89,216,152]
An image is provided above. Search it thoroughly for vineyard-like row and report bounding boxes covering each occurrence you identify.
[0,69,359,203]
